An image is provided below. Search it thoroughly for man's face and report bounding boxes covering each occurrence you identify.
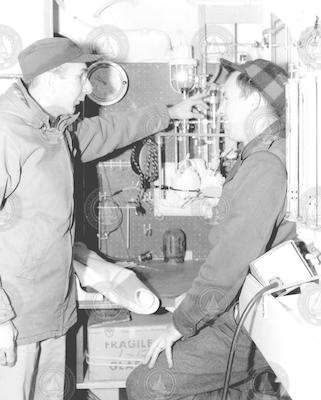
[219,71,256,143]
[52,62,92,115]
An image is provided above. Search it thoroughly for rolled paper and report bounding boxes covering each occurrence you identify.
[136,289,156,308]
[73,242,159,314]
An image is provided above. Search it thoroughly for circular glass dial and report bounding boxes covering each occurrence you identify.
[87,61,129,106]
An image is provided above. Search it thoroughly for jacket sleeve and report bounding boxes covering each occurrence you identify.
[0,288,15,324]
[0,132,21,324]
[74,104,170,163]
[172,151,287,337]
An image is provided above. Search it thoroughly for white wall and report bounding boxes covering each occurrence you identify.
[56,0,268,62]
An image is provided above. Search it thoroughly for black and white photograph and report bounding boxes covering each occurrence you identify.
[0,1,320,399]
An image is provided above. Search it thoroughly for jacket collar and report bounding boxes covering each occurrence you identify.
[13,79,79,131]
[12,79,51,128]
[224,119,285,184]
[240,119,285,161]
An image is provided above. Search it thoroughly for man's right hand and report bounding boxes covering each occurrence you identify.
[0,321,17,367]
[168,94,209,120]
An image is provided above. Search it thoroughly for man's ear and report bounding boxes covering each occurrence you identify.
[248,90,261,111]
[44,71,57,93]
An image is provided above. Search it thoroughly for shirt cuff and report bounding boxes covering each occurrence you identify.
[154,104,171,131]
[0,287,15,324]
[172,307,197,338]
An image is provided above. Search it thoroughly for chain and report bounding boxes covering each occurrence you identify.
[131,137,158,214]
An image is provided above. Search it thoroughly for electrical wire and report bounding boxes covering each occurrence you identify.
[221,280,280,400]
[101,167,132,260]
[103,198,124,236]
[153,184,200,193]
[108,186,140,197]
[100,167,153,262]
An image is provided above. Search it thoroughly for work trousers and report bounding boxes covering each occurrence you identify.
[0,335,67,400]
[126,307,272,400]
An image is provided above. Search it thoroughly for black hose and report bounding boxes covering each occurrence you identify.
[221,280,280,400]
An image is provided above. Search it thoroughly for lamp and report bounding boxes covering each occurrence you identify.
[169,58,197,98]
[169,41,197,97]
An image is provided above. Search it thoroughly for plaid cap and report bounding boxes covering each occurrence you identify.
[18,37,101,82]
[219,58,288,116]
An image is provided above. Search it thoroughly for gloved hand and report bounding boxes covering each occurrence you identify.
[0,321,17,367]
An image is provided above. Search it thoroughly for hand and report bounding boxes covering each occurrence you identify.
[0,321,17,367]
[143,323,183,368]
[168,94,209,120]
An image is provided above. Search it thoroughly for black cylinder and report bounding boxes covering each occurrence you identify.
[162,228,186,264]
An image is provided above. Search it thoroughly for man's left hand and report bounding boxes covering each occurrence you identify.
[168,94,209,120]
[143,322,183,369]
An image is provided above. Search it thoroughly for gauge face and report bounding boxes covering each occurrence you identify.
[87,61,129,106]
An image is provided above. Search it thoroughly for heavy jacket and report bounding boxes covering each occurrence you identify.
[0,80,170,345]
[173,121,297,337]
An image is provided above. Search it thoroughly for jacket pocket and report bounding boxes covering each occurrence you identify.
[16,214,54,280]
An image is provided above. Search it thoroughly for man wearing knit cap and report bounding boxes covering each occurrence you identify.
[127,59,297,399]
[0,36,206,399]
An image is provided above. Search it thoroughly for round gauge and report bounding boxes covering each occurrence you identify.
[86,25,129,61]
[87,60,129,106]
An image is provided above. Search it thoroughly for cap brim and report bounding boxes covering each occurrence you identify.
[72,54,103,63]
[220,58,244,74]
[214,58,245,84]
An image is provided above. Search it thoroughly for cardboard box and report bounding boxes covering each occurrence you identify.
[86,311,171,381]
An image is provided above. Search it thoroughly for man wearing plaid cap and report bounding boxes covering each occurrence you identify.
[127,59,296,399]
